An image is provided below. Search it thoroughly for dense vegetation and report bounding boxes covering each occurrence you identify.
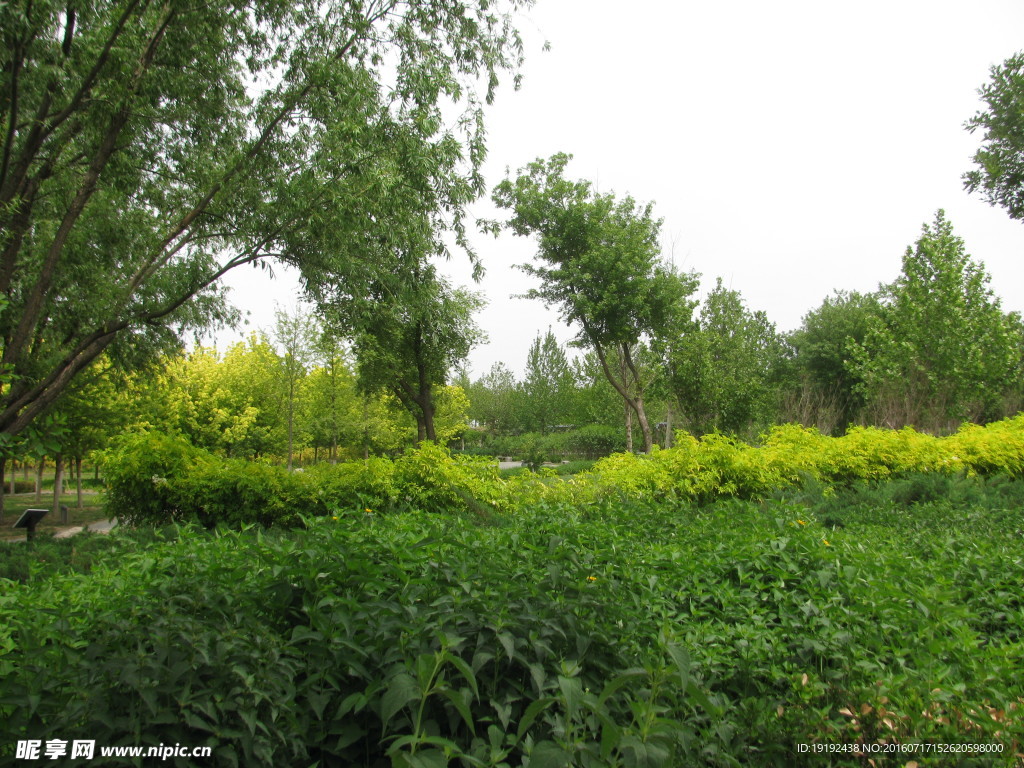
[3,465,1023,766]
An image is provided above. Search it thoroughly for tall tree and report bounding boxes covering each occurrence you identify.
[469,362,521,434]
[491,153,697,452]
[0,0,528,439]
[342,263,484,444]
[848,211,1022,429]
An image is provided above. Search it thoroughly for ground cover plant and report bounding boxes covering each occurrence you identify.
[1,471,1023,767]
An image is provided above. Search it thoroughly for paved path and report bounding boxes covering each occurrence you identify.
[54,518,118,538]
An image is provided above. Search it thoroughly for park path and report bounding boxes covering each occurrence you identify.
[54,519,118,538]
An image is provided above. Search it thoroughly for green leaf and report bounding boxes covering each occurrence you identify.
[516,696,556,740]
[381,672,419,728]
[665,644,690,690]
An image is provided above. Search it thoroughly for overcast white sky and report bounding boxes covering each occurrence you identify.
[216,0,1024,378]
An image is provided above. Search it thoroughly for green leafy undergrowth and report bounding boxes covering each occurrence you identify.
[2,485,1023,766]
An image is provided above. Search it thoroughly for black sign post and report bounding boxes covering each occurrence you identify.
[14,508,47,542]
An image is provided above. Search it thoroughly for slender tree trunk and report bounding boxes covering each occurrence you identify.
[8,458,15,494]
[286,380,295,471]
[76,455,83,510]
[23,459,28,482]
[624,400,633,453]
[664,402,674,449]
[35,457,44,502]
[53,453,65,523]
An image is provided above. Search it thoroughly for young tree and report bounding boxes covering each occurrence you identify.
[159,335,286,457]
[491,153,698,452]
[468,362,521,434]
[520,329,576,434]
[0,0,528,440]
[274,305,316,469]
[849,211,1022,429]
[669,280,787,437]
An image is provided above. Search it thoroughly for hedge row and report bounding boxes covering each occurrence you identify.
[103,416,1024,527]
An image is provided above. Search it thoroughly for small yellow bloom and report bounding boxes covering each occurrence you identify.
[365,508,373,513]
[822,538,831,547]
[797,520,807,526]
[587,576,598,582]
[332,516,339,521]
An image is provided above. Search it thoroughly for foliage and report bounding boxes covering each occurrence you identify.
[101,416,1024,535]
[0,0,529,439]
[669,279,787,438]
[848,211,1022,430]
[964,51,1024,219]
[491,153,698,452]
[3,477,1024,765]
[785,290,880,431]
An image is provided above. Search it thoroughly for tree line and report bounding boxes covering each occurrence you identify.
[4,0,1024,467]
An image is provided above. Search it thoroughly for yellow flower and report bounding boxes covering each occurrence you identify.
[332,516,339,521]
[365,508,373,513]
[587,576,598,582]
[822,538,831,547]
[797,520,807,526]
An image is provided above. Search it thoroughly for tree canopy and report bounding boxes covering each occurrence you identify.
[491,153,697,452]
[0,0,528,438]
[964,52,1024,220]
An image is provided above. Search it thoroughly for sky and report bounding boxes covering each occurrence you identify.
[214,0,1024,378]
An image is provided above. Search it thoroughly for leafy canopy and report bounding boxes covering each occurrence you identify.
[0,0,529,436]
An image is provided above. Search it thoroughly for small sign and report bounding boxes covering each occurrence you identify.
[14,508,47,541]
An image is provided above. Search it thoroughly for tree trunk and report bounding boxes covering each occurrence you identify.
[76,455,83,510]
[624,400,633,453]
[0,457,6,523]
[8,458,15,494]
[53,453,66,523]
[35,456,44,502]
[632,396,654,453]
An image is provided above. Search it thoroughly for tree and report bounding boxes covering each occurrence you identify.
[0,0,528,440]
[786,290,879,431]
[302,334,360,463]
[159,335,286,457]
[491,153,698,452]
[848,211,1022,429]
[520,328,575,433]
[964,52,1024,219]
[342,263,484,444]
[468,362,521,434]
[274,304,316,469]
[669,280,787,437]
